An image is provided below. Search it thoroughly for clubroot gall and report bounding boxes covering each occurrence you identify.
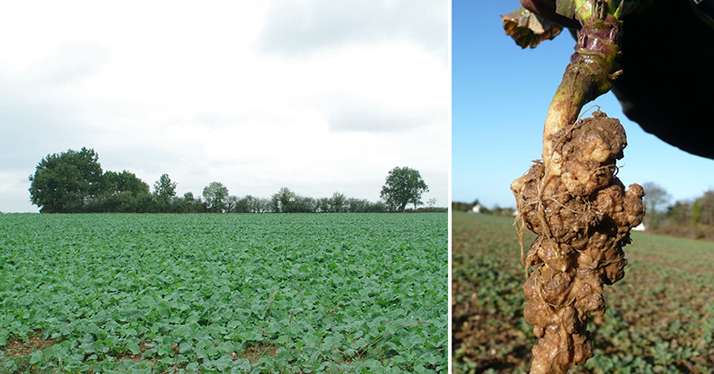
[512,112,645,373]
[506,1,646,372]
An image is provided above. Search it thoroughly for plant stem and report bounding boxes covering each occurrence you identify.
[542,10,622,173]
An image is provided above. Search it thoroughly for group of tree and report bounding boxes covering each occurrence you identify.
[452,184,714,241]
[28,148,436,214]
[451,199,515,216]
[642,182,714,240]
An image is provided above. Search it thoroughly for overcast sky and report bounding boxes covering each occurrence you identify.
[0,1,449,212]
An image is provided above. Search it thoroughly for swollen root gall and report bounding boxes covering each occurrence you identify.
[511,111,645,374]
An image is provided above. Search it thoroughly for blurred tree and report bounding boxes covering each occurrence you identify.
[153,174,177,211]
[226,195,240,213]
[203,182,229,212]
[229,195,249,213]
[176,192,206,213]
[368,201,387,213]
[329,192,347,212]
[296,196,317,212]
[256,197,272,213]
[317,197,331,213]
[693,191,714,225]
[666,201,691,225]
[271,187,296,213]
[643,182,671,229]
[347,198,369,213]
[239,195,260,213]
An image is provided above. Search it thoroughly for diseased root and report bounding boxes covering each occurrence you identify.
[511,111,645,374]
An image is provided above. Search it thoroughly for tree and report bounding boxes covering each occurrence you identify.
[237,195,260,213]
[202,182,229,212]
[317,197,331,213]
[95,170,150,212]
[294,196,317,212]
[643,182,671,229]
[177,192,206,213]
[347,198,369,213]
[271,187,296,213]
[226,195,239,213]
[380,166,429,212]
[104,171,149,196]
[666,201,691,225]
[693,190,714,225]
[228,196,248,213]
[153,174,177,211]
[29,147,103,212]
[255,198,272,213]
[329,192,347,212]
[368,201,387,213]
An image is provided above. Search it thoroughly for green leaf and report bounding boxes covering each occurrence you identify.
[127,341,141,355]
[30,351,43,365]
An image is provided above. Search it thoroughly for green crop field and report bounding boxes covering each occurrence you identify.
[0,213,447,373]
[453,212,714,374]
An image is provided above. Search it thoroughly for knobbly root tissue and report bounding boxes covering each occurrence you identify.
[511,111,645,374]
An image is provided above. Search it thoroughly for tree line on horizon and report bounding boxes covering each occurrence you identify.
[454,183,714,241]
[27,147,439,214]
[451,199,515,217]
[639,182,714,240]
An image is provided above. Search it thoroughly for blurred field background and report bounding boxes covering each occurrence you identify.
[452,212,714,373]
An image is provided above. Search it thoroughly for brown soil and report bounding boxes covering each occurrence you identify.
[453,278,531,372]
[4,332,56,357]
[242,343,277,364]
[114,341,153,364]
[511,112,644,373]
[116,352,143,362]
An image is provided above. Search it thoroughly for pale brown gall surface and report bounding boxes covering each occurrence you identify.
[512,112,645,374]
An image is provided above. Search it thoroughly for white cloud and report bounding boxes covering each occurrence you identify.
[0,0,448,212]
[260,0,448,57]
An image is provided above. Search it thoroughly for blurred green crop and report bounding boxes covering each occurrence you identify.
[452,212,714,374]
[0,213,447,373]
